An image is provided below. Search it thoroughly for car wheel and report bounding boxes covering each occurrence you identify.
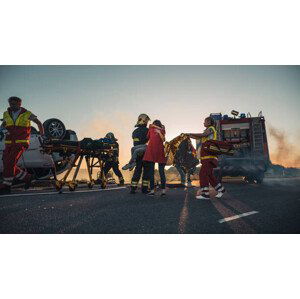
[68,182,77,191]
[43,118,66,140]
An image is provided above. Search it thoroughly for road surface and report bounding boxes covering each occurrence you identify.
[0,178,299,233]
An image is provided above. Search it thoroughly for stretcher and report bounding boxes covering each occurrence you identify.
[42,138,118,192]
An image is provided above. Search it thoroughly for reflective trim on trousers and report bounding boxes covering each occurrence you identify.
[3,176,14,181]
[15,170,24,178]
[3,180,13,186]
[18,172,27,180]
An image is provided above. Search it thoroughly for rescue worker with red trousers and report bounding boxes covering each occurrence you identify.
[130,114,150,194]
[0,97,45,194]
[187,116,225,200]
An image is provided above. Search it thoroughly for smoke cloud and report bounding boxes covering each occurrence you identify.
[269,126,300,168]
[76,111,135,182]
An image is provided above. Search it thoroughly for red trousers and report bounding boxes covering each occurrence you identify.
[2,143,29,184]
[199,158,218,188]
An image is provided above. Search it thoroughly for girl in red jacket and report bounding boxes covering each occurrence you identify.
[143,120,167,196]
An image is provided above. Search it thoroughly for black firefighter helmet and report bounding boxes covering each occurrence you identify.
[135,113,150,127]
[105,132,118,142]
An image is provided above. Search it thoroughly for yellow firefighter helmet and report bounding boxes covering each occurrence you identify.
[135,113,150,127]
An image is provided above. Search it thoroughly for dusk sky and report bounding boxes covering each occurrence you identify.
[0,66,299,167]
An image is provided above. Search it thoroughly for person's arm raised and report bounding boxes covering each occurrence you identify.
[0,120,6,130]
[186,128,213,139]
[32,117,45,136]
[186,133,203,139]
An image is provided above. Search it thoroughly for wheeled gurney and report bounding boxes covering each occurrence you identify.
[42,138,118,192]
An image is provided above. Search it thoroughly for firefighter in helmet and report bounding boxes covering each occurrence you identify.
[0,96,45,194]
[102,132,125,186]
[130,113,150,194]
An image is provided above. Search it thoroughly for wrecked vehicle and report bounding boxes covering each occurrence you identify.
[0,118,78,180]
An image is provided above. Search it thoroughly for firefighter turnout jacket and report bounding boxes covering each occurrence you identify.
[132,125,148,146]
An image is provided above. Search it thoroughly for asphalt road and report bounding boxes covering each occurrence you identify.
[0,178,299,233]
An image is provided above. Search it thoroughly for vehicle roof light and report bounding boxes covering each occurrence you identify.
[231,110,239,117]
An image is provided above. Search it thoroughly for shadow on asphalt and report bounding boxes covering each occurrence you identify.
[1,179,299,233]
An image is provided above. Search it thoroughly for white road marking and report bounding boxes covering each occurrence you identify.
[218,211,259,223]
[0,186,127,198]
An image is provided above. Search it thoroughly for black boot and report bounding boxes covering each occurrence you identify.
[24,174,35,190]
[141,186,149,194]
[130,186,137,194]
[118,178,125,186]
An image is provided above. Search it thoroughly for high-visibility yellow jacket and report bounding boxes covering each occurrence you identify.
[200,126,218,160]
[3,108,32,145]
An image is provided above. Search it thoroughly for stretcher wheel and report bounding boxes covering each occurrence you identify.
[55,181,63,191]
[69,186,76,192]
[100,180,107,189]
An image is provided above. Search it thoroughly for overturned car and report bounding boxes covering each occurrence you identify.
[0,118,78,180]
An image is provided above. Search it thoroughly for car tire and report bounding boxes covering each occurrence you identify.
[43,118,66,140]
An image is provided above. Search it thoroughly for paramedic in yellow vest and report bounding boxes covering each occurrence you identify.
[187,116,225,200]
[0,97,45,194]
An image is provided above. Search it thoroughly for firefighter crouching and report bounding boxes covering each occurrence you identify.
[0,96,45,194]
[187,116,225,200]
[103,132,125,186]
[130,114,150,194]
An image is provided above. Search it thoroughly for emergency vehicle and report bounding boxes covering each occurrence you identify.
[200,110,271,183]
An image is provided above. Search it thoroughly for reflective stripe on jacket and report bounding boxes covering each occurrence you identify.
[3,108,32,144]
[200,126,218,160]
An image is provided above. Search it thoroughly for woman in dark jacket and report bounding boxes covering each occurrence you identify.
[143,120,167,196]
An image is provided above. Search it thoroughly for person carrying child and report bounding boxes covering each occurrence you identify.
[122,143,147,171]
[129,114,151,194]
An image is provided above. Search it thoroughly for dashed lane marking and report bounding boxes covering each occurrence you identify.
[218,211,259,224]
[0,186,127,198]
